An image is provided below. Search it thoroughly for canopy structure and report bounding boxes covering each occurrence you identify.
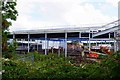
[11,26,101,34]
[8,19,120,57]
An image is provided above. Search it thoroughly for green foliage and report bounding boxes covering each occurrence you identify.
[8,39,18,53]
[2,40,18,59]
[2,1,18,21]
[2,52,120,79]
[2,0,18,52]
[2,58,31,79]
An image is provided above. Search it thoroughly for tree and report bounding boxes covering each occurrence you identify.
[2,0,18,52]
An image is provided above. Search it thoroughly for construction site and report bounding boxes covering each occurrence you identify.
[8,19,120,59]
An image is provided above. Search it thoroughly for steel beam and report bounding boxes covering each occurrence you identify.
[92,26,119,37]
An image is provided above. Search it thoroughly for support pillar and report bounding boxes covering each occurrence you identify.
[13,33,15,40]
[109,32,111,45]
[114,32,116,52]
[13,33,15,44]
[65,32,67,57]
[108,33,111,50]
[45,33,47,55]
[89,32,91,50]
[58,41,61,57]
[92,31,93,39]
[79,32,81,43]
[47,40,49,54]
[79,32,81,38]
[22,39,23,47]
[51,40,54,54]
[28,34,30,53]
[37,40,38,51]
[96,40,97,46]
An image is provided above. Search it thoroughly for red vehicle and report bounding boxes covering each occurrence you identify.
[89,51,99,58]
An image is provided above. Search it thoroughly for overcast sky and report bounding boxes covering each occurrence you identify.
[9,0,119,31]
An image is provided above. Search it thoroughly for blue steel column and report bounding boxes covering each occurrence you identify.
[65,32,67,57]
[28,33,30,53]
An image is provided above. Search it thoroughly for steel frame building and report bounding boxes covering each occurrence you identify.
[8,19,120,57]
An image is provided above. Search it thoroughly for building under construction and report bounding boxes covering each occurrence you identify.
[8,19,120,57]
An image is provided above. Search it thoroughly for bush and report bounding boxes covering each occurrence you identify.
[2,58,33,79]
[2,51,120,79]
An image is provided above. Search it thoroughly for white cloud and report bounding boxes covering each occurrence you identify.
[10,0,118,31]
[106,0,120,7]
[64,3,117,26]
